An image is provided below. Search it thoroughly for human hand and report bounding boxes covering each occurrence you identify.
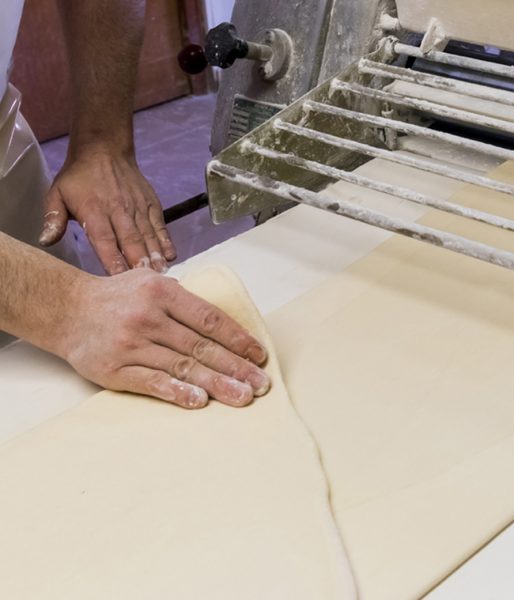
[39,148,176,275]
[58,269,271,409]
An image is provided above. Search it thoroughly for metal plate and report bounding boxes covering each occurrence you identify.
[227,95,283,145]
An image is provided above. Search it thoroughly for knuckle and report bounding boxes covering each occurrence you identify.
[140,275,166,297]
[126,308,153,331]
[115,331,139,353]
[112,204,135,221]
[92,231,117,244]
[103,358,122,376]
[160,278,180,303]
[173,356,197,381]
[146,371,167,395]
[231,331,250,351]
[112,194,128,209]
[199,307,223,335]
[192,338,216,361]
[121,231,145,245]
[158,232,173,245]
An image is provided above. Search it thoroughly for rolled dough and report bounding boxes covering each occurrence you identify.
[395,0,514,52]
[267,160,514,599]
[0,267,355,600]
[2,160,514,599]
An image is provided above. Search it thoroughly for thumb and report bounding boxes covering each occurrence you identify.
[39,189,69,247]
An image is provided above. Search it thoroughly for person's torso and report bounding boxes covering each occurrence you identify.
[0,0,25,102]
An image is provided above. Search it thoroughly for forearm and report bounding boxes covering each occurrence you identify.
[57,0,146,156]
[0,233,89,356]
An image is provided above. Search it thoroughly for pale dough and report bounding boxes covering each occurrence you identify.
[395,0,514,52]
[267,160,514,599]
[0,267,355,600]
[2,161,514,599]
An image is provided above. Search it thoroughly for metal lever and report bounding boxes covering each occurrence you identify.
[178,22,292,81]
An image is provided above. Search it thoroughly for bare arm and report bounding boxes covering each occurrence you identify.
[0,233,81,354]
[0,233,270,409]
[40,0,176,274]
[59,0,144,155]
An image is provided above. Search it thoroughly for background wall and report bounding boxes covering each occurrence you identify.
[11,0,208,142]
[203,0,235,29]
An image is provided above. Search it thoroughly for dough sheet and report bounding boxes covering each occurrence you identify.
[0,267,355,600]
[2,160,514,599]
[267,160,514,599]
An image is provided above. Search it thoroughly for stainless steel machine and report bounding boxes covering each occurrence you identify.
[180,0,514,270]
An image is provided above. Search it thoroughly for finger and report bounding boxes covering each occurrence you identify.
[138,178,176,261]
[153,318,271,396]
[165,280,268,365]
[39,188,69,247]
[141,346,254,407]
[134,208,169,274]
[115,366,208,409]
[86,214,128,275]
[110,209,152,270]
[148,200,177,262]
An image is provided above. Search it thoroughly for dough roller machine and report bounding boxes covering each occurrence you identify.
[182,0,514,270]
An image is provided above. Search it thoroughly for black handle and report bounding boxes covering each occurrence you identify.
[178,23,253,75]
[204,23,249,69]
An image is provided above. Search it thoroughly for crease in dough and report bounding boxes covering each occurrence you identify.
[266,160,514,600]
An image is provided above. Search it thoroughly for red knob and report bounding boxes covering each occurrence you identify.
[178,44,208,75]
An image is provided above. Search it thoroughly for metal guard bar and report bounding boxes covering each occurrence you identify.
[274,119,514,196]
[209,161,514,271]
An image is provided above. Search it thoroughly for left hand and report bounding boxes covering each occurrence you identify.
[39,148,177,275]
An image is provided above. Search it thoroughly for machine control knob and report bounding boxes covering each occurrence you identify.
[177,44,209,75]
[205,23,257,69]
[177,23,292,81]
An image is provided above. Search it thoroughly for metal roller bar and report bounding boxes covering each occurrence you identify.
[274,119,514,196]
[393,41,514,80]
[208,161,514,271]
[242,140,514,231]
[358,59,514,107]
[303,100,514,163]
[331,81,514,136]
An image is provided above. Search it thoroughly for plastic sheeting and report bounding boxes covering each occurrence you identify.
[0,85,79,347]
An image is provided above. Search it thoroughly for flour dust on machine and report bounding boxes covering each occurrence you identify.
[174,0,514,271]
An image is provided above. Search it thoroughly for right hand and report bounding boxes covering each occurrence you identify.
[59,269,271,409]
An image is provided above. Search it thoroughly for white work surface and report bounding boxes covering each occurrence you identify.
[1,158,513,598]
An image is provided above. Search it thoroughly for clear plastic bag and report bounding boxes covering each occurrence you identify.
[0,84,79,346]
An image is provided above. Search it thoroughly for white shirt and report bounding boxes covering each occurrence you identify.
[0,0,25,102]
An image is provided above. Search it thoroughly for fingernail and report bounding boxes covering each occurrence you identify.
[245,371,271,397]
[185,387,209,409]
[136,257,151,269]
[226,378,254,406]
[246,343,268,365]
[169,378,208,409]
[39,223,57,245]
[150,252,168,274]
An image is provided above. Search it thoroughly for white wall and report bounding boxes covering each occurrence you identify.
[203,0,235,30]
